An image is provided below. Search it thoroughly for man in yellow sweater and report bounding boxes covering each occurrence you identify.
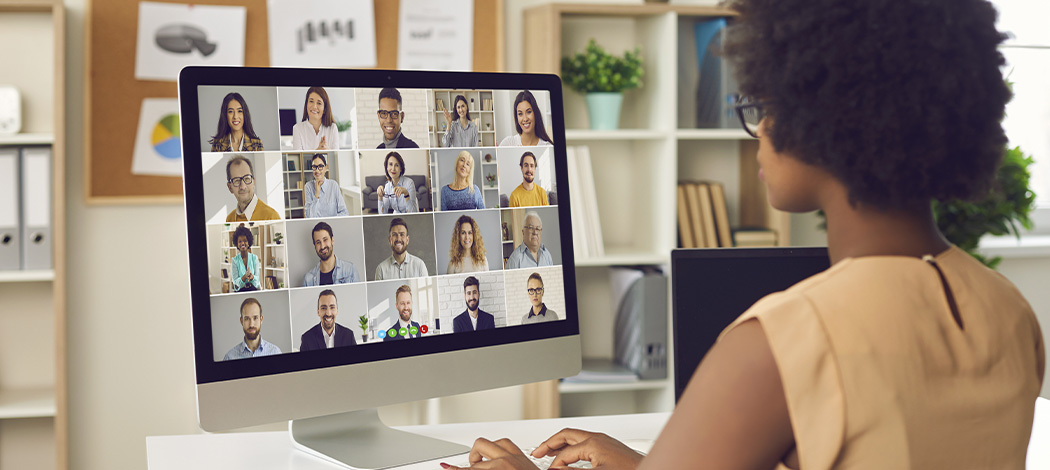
[225,155,280,222]
[508,151,548,207]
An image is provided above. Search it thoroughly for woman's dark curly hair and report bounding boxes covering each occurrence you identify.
[723,0,1011,210]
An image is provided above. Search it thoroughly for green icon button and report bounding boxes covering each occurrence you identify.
[399,327,408,337]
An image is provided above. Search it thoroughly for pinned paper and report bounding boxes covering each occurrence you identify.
[132,98,183,176]
[135,2,247,81]
[397,0,473,71]
[267,0,377,68]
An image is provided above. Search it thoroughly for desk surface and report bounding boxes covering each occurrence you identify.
[148,398,1050,469]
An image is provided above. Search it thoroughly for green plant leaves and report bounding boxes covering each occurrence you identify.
[561,39,644,93]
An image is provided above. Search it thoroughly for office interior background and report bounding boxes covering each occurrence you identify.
[0,0,1048,469]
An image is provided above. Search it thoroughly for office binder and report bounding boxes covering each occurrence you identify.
[21,146,52,270]
[0,147,20,270]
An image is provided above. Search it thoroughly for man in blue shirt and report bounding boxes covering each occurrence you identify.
[506,211,554,269]
[223,297,282,360]
[303,222,361,286]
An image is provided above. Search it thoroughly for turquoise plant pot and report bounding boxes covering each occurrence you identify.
[585,92,624,130]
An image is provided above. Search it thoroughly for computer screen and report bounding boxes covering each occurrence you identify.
[670,247,830,402]
[178,67,581,469]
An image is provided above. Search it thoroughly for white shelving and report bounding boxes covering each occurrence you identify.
[559,379,670,394]
[0,388,56,419]
[0,133,54,146]
[0,270,56,282]
[564,129,667,141]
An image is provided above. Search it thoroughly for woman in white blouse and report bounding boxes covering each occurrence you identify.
[446,215,489,274]
[498,90,553,147]
[291,87,340,151]
[442,94,480,148]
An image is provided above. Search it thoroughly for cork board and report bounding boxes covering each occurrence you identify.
[85,0,504,204]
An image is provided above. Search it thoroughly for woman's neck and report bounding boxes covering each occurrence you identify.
[460,116,470,128]
[520,132,538,146]
[451,177,468,190]
[231,130,244,145]
[822,190,950,265]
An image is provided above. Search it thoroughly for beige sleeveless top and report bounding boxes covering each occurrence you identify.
[722,246,1044,469]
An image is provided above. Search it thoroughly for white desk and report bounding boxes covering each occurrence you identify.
[148,398,1050,469]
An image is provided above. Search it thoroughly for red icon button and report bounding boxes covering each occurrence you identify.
[420,325,429,334]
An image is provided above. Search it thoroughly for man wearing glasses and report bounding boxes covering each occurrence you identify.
[376,87,419,149]
[225,155,280,222]
[303,153,349,218]
[520,272,559,324]
[508,151,548,207]
[506,211,552,269]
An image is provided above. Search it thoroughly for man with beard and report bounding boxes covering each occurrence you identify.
[508,151,548,207]
[506,211,553,269]
[452,276,495,333]
[223,297,282,360]
[300,289,357,351]
[303,222,360,286]
[374,218,429,280]
[383,284,422,341]
[225,155,281,222]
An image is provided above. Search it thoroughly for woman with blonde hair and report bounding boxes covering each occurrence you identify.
[440,150,485,210]
[447,215,488,274]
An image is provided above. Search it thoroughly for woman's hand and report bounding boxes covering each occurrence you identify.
[241,272,251,282]
[377,185,385,198]
[532,429,643,470]
[444,438,539,470]
[394,186,410,198]
[444,107,454,127]
[316,136,328,150]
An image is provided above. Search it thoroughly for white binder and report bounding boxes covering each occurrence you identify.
[0,147,20,270]
[21,146,51,270]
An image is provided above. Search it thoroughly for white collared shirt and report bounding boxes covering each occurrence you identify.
[230,135,244,151]
[236,194,259,219]
[470,311,478,330]
[322,325,335,349]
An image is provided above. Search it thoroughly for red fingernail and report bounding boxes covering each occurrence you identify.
[439,463,450,469]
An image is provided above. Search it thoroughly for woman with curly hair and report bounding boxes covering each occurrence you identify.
[448,1,1043,469]
[446,215,488,274]
[209,92,265,152]
[230,225,261,292]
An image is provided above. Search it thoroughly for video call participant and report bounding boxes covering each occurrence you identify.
[291,86,339,151]
[377,87,419,149]
[442,94,479,148]
[520,272,559,324]
[230,225,261,292]
[377,151,419,214]
[508,151,548,207]
[506,211,552,269]
[209,92,265,152]
[453,276,495,333]
[383,284,422,341]
[303,222,360,286]
[300,289,356,351]
[225,155,280,222]
[374,218,429,280]
[223,297,282,360]
[441,151,486,210]
[498,90,553,147]
[303,154,349,218]
[447,215,489,274]
[451,1,1045,468]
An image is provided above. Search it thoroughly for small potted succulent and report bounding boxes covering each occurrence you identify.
[273,232,283,245]
[561,39,643,130]
[359,314,370,343]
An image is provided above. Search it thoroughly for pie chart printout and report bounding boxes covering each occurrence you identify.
[152,114,182,160]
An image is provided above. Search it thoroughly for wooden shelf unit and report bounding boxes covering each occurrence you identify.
[522,2,789,419]
[0,1,67,468]
[429,89,497,147]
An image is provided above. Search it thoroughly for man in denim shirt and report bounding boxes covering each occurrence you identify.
[303,222,360,286]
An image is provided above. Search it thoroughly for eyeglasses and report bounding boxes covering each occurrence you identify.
[377,109,402,120]
[523,225,542,232]
[228,175,254,186]
[311,164,326,170]
[734,95,766,138]
[527,287,544,295]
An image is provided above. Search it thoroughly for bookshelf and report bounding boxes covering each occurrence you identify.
[522,2,790,418]
[0,1,66,468]
[429,89,497,147]
[283,153,308,219]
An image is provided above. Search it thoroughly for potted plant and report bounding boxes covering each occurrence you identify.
[336,119,353,147]
[273,232,283,245]
[359,314,369,343]
[561,39,643,130]
[486,173,497,187]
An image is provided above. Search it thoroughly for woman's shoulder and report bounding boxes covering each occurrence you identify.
[499,135,519,146]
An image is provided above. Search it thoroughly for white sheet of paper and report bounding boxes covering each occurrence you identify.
[267,0,377,68]
[397,0,474,71]
[132,98,183,177]
[135,2,246,81]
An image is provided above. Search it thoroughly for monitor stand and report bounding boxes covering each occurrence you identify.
[290,408,470,469]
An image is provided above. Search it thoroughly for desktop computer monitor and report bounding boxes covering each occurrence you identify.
[670,247,830,401]
[178,67,581,469]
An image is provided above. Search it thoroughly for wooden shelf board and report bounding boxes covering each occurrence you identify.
[559,379,670,394]
[0,388,56,419]
[565,129,667,141]
[0,133,54,146]
[0,269,55,282]
[676,128,754,140]
[574,251,669,267]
